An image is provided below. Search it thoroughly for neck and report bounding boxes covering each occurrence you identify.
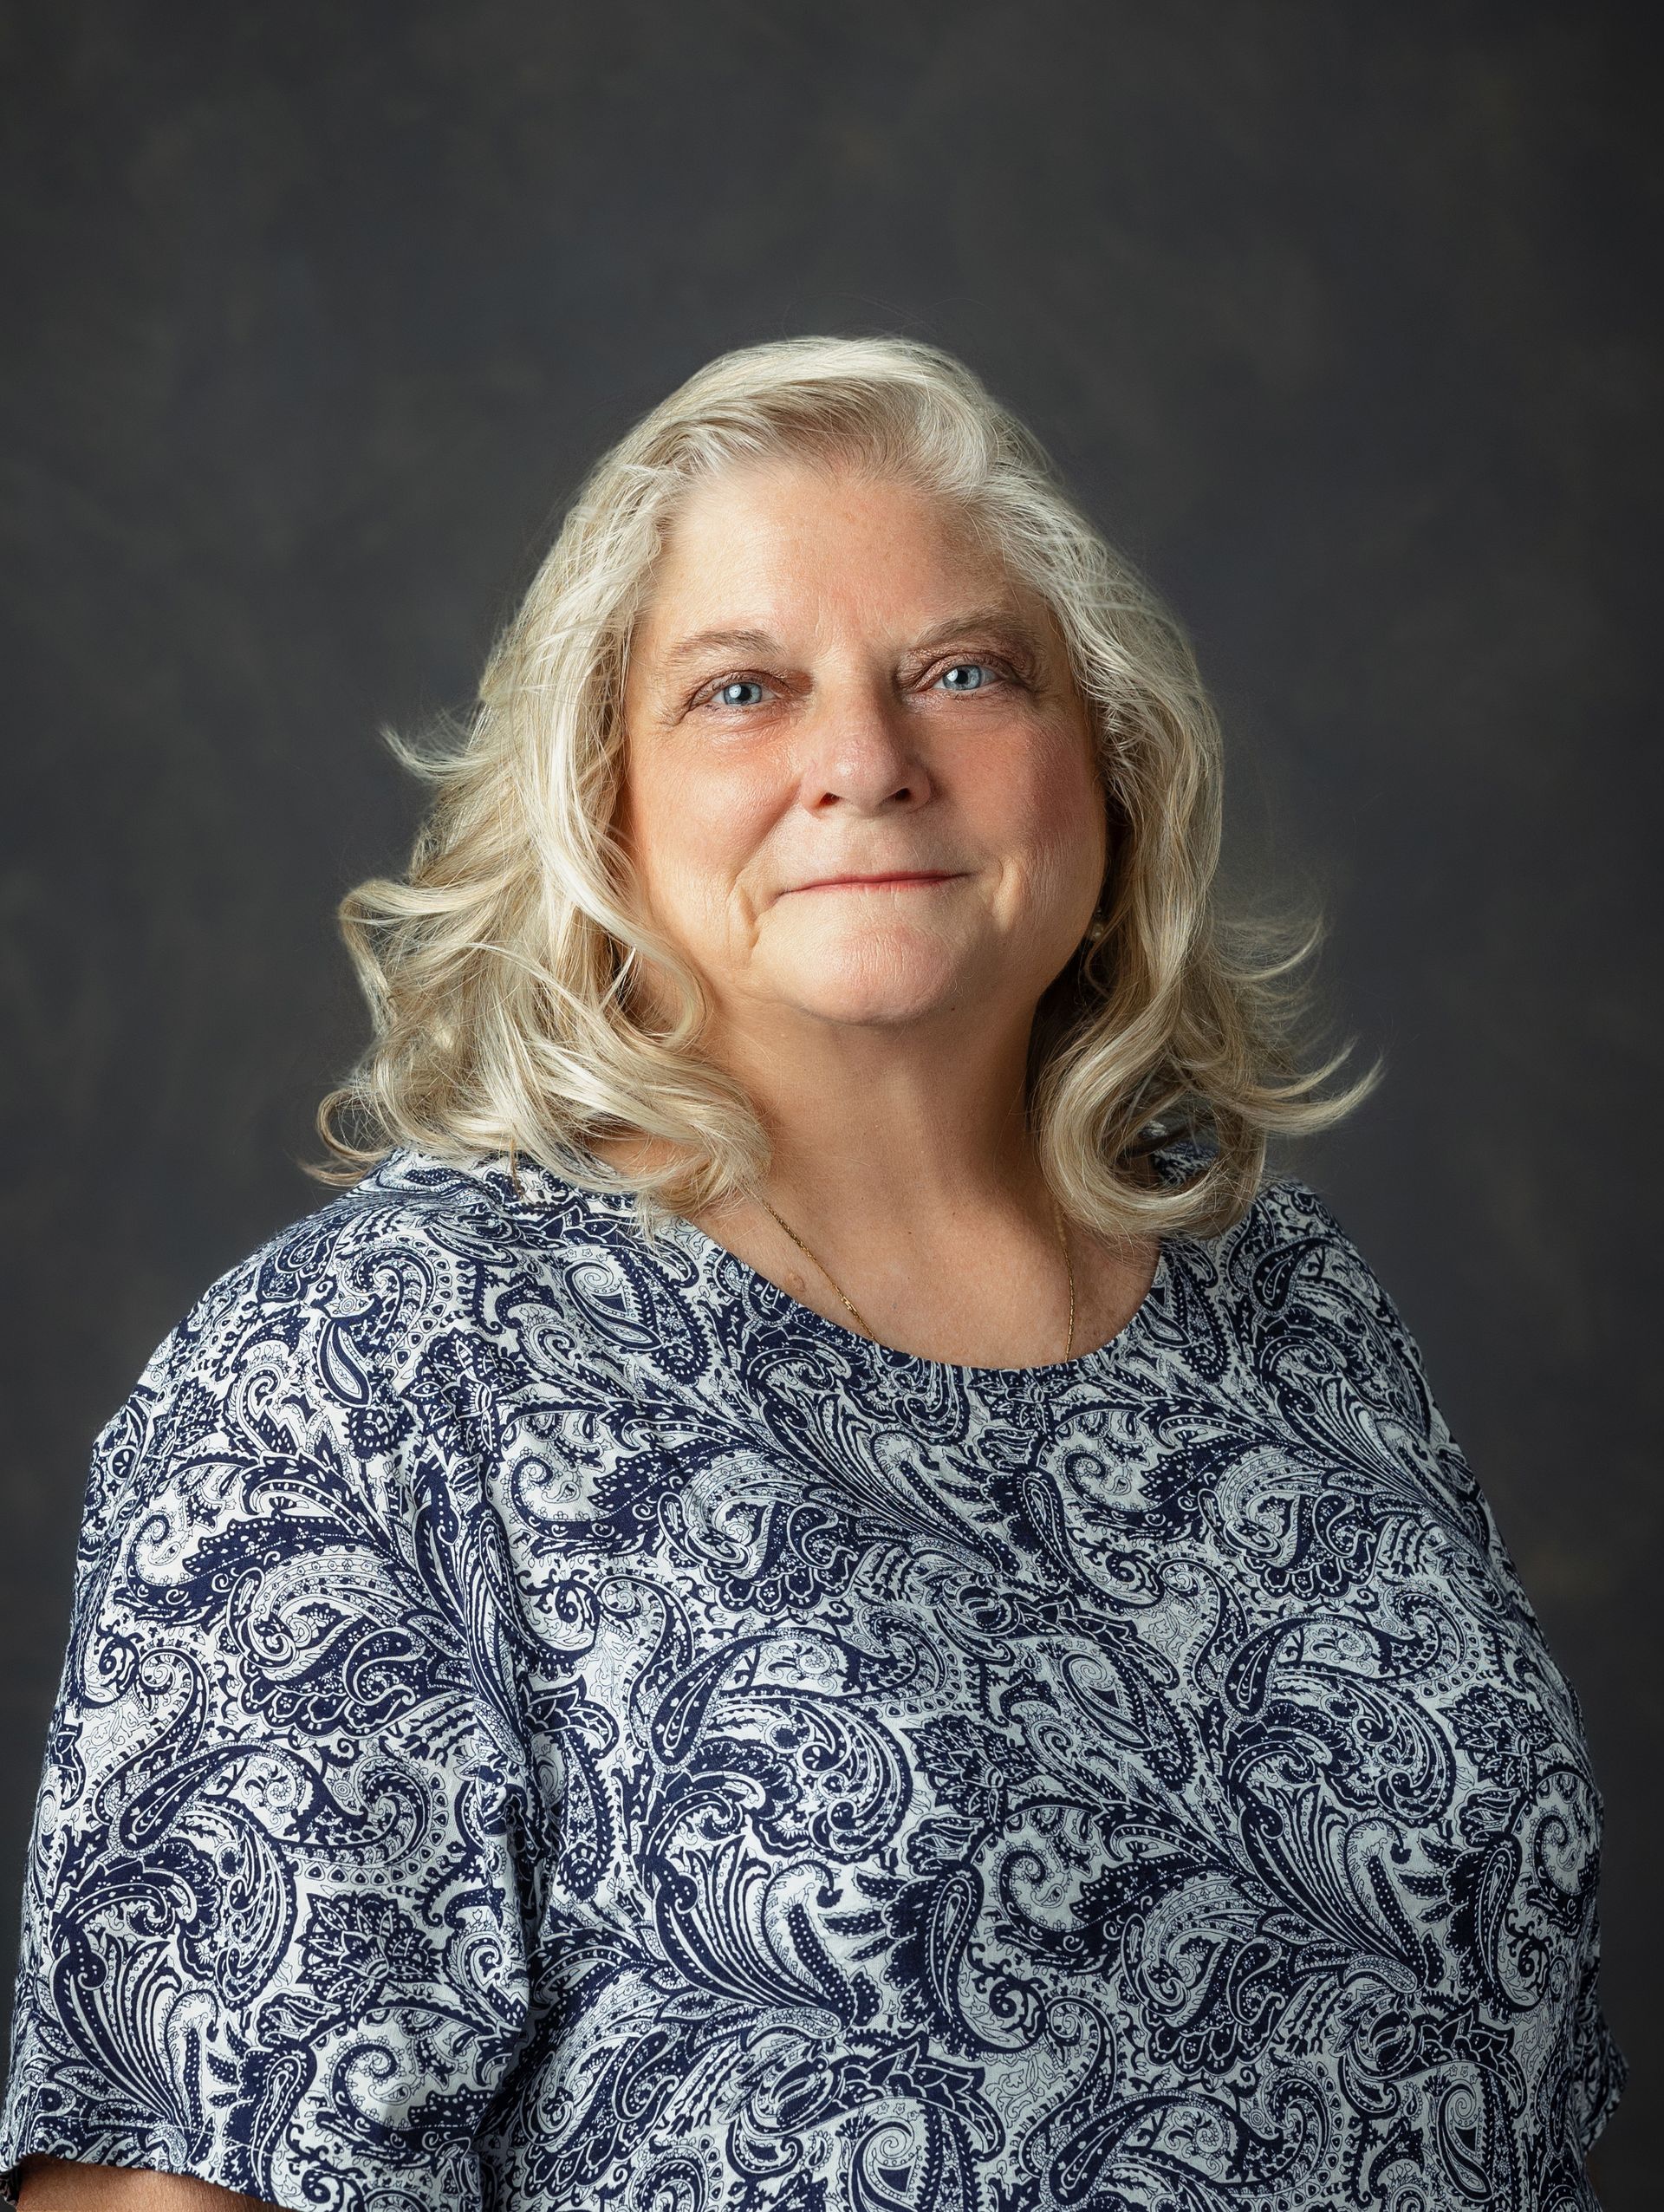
[584,1002,1160,1369]
[703,1001,1051,1236]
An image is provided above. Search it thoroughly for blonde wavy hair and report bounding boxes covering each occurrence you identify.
[312,334,1380,1241]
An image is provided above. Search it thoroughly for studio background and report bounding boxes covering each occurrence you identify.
[2,2,1656,2200]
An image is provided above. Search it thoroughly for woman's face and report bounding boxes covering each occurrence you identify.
[615,459,1107,1051]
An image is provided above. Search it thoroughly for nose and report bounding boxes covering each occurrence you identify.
[796,676,933,815]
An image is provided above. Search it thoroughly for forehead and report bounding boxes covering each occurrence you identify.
[633,459,1043,647]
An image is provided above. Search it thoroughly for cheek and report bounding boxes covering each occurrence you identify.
[969,728,1105,879]
[627,754,776,924]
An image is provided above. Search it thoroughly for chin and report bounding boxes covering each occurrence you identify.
[769,936,978,1027]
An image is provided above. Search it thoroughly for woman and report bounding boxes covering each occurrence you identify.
[0,337,1624,2210]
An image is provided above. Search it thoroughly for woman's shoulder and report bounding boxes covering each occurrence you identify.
[1239,1159,1407,1315]
[1147,1135,1386,1272]
[69,1144,634,1584]
[104,1145,601,1456]
[1146,1139,1435,1391]
[174,1141,534,1311]
[1230,1157,1449,1440]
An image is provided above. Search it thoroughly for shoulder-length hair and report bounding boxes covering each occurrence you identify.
[312,334,1379,1241]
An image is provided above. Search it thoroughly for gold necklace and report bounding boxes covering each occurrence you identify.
[754,1188,1076,1360]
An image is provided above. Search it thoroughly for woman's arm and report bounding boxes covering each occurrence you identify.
[14,2155,273,2207]
[0,1197,536,2207]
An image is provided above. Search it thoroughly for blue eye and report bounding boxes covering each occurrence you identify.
[713,679,765,708]
[939,662,990,692]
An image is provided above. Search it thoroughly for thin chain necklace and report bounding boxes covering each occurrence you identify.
[754,1188,1076,1361]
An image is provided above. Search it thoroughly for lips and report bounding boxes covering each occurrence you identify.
[791,871,960,891]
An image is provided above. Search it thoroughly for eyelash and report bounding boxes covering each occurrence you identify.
[690,655,1024,712]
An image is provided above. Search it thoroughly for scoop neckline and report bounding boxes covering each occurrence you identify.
[664,1200,1174,1386]
[424,1142,1193,1390]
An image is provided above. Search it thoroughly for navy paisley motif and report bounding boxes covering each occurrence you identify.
[0,1142,1623,2211]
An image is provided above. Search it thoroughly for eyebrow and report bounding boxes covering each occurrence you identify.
[653,605,1050,674]
[657,626,777,671]
[912,607,1049,658]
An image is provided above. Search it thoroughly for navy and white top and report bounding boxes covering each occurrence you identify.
[0,1141,1625,2210]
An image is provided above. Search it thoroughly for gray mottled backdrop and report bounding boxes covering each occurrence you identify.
[2,0,1657,2196]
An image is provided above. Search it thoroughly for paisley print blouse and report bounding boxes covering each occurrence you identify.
[0,1140,1624,2211]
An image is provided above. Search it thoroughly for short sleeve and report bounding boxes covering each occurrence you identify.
[0,1215,538,2210]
